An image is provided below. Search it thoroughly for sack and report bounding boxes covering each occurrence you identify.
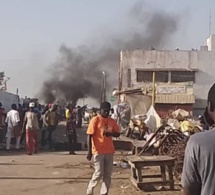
[13,125,21,137]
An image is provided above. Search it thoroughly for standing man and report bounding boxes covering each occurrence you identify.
[76,106,83,128]
[182,83,215,195]
[5,104,21,151]
[43,104,58,150]
[20,103,29,146]
[86,101,120,195]
[22,102,39,155]
[40,104,49,149]
[66,104,77,155]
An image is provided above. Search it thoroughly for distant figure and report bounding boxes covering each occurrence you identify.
[91,108,97,119]
[76,106,83,128]
[40,104,49,149]
[42,104,58,150]
[20,103,29,145]
[65,104,77,155]
[22,102,39,155]
[5,104,21,151]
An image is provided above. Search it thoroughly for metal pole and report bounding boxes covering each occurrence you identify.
[103,71,106,101]
[152,71,156,107]
[100,73,103,105]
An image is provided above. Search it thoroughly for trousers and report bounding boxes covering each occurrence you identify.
[26,130,38,154]
[6,134,20,150]
[41,126,55,149]
[68,133,77,152]
[87,154,114,195]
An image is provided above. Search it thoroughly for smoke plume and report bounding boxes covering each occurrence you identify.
[40,1,180,104]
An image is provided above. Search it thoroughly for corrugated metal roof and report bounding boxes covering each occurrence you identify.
[155,94,195,104]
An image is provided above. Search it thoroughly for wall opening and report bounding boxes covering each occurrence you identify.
[136,70,196,83]
[171,71,195,83]
[136,70,168,82]
[127,68,131,87]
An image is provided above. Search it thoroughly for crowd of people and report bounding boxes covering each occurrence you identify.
[0,101,85,155]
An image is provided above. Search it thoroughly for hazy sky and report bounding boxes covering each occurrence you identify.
[0,0,214,97]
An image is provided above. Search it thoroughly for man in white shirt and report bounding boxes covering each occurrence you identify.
[5,104,21,150]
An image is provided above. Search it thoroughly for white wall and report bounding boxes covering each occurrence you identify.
[121,50,215,103]
[0,91,19,112]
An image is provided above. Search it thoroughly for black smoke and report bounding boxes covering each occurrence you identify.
[40,1,180,104]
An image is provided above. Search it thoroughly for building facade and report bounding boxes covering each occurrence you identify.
[119,35,215,116]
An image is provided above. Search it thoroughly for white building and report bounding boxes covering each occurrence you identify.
[119,35,215,115]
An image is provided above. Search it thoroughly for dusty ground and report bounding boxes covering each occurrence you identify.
[0,123,183,195]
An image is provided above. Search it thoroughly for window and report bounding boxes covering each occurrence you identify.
[155,71,168,82]
[136,70,168,82]
[136,70,196,83]
[171,71,195,82]
[127,68,131,87]
[136,70,152,82]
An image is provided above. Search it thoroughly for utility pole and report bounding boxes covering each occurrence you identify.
[152,71,156,107]
[209,9,212,36]
[100,71,106,104]
[102,71,106,102]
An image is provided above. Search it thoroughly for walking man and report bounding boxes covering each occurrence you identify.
[86,101,120,195]
[5,104,21,151]
[22,102,39,155]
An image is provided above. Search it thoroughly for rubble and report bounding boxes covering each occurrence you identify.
[124,108,203,178]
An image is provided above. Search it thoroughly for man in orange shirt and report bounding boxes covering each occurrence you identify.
[86,101,120,195]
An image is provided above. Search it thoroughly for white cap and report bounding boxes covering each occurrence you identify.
[29,102,35,108]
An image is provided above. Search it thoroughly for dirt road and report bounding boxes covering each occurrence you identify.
[0,123,182,195]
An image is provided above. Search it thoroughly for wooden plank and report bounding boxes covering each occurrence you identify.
[132,140,147,147]
[134,161,174,167]
[167,166,174,190]
[160,166,166,181]
[142,174,161,179]
[131,167,137,179]
[130,176,139,189]
[136,168,142,182]
[136,180,174,186]
[127,155,175,163]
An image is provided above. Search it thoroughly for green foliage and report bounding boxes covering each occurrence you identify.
[0,72,5,90]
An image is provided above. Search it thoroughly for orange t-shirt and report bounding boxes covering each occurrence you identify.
[86,115,120,154]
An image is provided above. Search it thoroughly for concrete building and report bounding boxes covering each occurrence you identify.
[119,35,215,116]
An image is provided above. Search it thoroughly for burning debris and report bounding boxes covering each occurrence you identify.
[40,1,180,103]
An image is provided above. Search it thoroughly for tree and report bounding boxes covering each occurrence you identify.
[0,72,5,90]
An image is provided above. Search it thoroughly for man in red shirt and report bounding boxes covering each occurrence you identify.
[86,101,120,195]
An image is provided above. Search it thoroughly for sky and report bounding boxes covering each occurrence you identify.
[0,0,214,98]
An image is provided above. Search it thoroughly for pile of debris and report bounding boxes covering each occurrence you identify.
[138,125,191,178]
[125,107,202,142]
